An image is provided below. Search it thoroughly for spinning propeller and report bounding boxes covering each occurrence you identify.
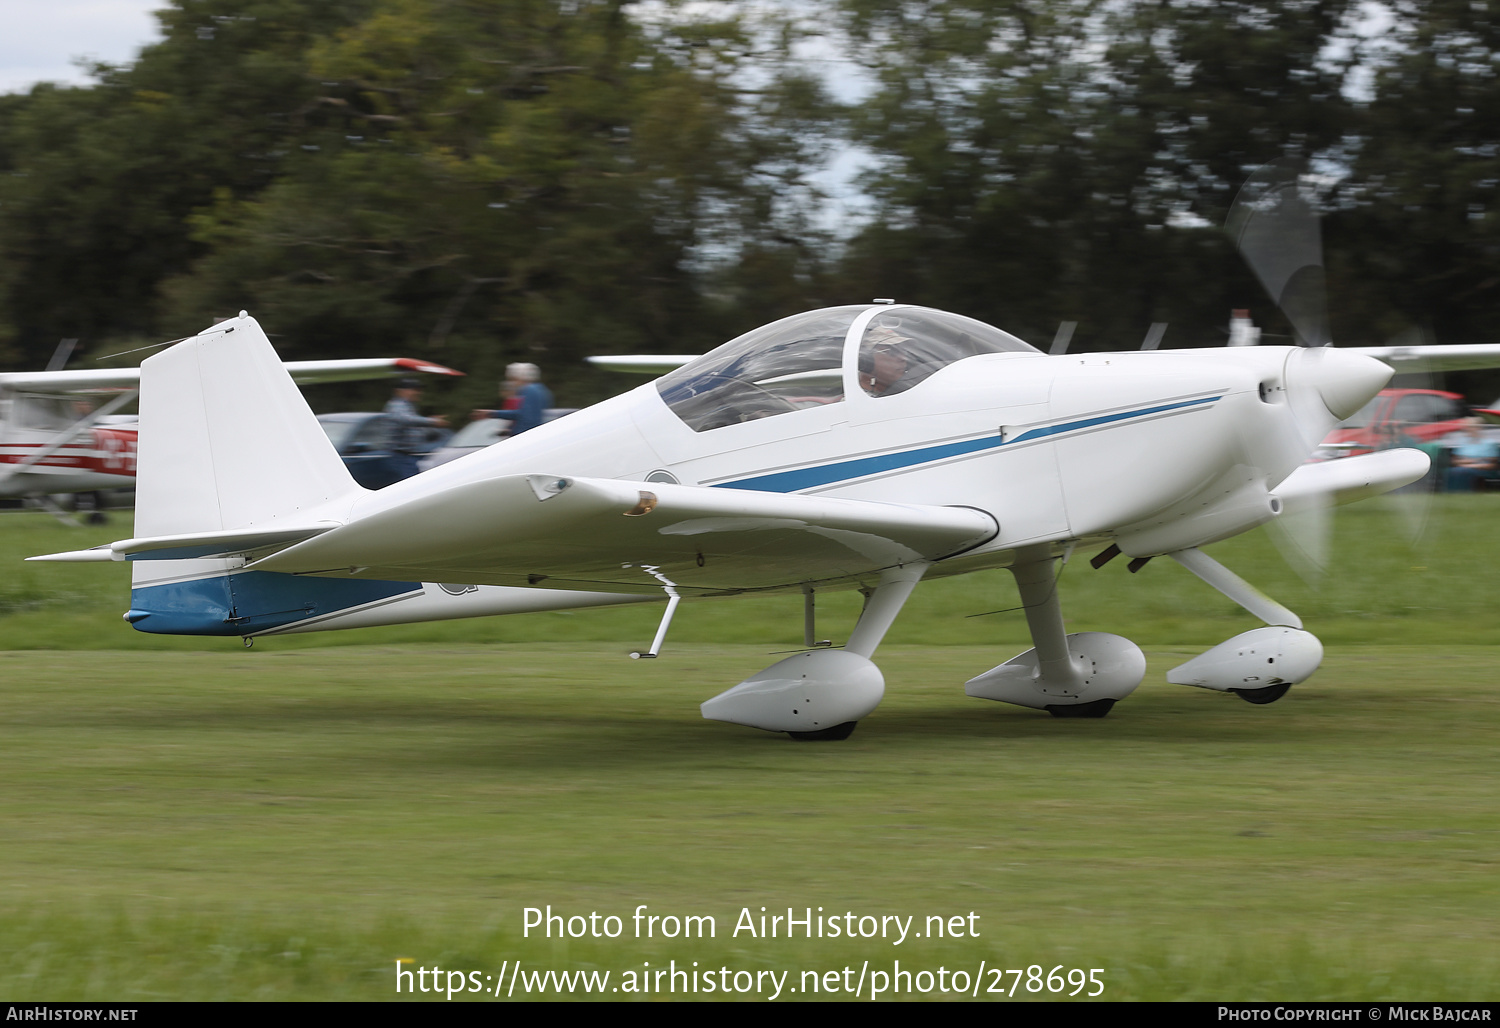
[1227,159,1331,349]
[1226,159,1432,581]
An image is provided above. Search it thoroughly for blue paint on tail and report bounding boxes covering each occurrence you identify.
[128,572,420,636]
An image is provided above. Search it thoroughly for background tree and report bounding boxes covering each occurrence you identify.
[160,0,840,407]
[0,0,371,367]
[5,0,1500,408]
[1335,0,1500,351]
[832,0,1360,351]
[0,0,838,410]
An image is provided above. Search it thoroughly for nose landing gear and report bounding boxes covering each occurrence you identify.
[1161,548,1322,704]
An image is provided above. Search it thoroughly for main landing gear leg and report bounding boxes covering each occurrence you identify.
[700,562,930,740]
[1163,547,1322,704]
[965,544,1146,716]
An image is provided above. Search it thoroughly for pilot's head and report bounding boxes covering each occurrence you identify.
[859,325,912,394]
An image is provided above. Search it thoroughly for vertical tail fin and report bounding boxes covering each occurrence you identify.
[128,314,376,636]
[134,312,359,538]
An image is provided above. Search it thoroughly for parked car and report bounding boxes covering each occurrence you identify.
[1314,388,1469,460]
[316,412,451,489]
[418,408,577,471]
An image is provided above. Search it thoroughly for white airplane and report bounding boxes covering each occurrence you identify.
[0,354,462,513]
[30,302,1500,740]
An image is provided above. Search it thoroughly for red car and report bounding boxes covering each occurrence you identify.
[1317,388,1469,459]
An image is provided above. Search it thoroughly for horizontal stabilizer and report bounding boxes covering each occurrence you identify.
[1275,448,1430,514]
[249,475,999,594]
[29,524,340,563]
[25,546,114,563]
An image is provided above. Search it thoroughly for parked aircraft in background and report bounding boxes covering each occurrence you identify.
[0,353,462,516]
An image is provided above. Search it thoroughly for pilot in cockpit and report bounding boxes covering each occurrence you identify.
[859,325,919,396]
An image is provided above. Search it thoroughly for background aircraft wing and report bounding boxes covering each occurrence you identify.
[586,355,700,374]
[0,357,461,395]
[281,357,463,385]
[240,475,999,595]
[1342,342,1500,375]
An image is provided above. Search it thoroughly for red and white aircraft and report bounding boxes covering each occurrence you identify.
[0,353,461,513]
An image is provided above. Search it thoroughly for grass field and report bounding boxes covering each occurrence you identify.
[1,502,1498,1001]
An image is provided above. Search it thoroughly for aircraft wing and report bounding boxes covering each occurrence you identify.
[56,476,998,595]
[586,355,700,374]
[1342,343,1500,375]
[282,357,463,385]
[0,357,461,395]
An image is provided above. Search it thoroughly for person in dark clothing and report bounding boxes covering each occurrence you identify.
[383,377,449,482]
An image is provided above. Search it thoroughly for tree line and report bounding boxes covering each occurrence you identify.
[3,0,1498,410]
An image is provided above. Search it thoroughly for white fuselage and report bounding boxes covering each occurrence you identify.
[347,344,1337,577]
[104,305,1392,640]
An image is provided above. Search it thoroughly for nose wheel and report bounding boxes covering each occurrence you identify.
[787,721,859,741]
[1045,698,1117,719]
[1231,683,1292,705]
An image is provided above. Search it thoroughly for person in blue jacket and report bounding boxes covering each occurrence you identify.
[472,362,553,437]
[1444,416,1500,492]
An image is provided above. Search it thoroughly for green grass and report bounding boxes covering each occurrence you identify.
[1,503,1498,1000]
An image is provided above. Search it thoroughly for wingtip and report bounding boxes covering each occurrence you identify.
[394,358,465,377]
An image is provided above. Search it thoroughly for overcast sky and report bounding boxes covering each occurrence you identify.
[1,0,163,94]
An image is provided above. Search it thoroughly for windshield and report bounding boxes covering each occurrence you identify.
[656,307,861,432]
[14,394,81,432]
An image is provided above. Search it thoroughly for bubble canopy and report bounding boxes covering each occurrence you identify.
[656,305,1040,432]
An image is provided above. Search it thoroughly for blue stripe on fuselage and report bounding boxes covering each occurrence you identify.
[712,395,1221,493]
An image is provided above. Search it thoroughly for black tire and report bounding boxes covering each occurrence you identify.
[788,721,858,741]
[1046,698,1116,719]
[1232,683,1292,705]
